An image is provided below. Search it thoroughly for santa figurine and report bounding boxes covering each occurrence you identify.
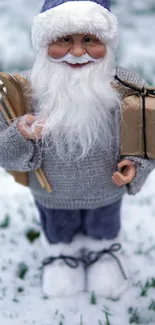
[0,0,154,298]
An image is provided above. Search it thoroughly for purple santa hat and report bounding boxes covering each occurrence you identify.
[32,0,118,51]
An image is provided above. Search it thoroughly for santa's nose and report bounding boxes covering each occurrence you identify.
[69,45,86,57]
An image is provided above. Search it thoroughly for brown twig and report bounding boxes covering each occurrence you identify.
[0,103,12,125]
[37,169,52,193]
[0,89,17,119]
[34,170,46,189]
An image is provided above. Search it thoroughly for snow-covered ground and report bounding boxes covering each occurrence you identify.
[1,169,155,325]
[0,0,155,324]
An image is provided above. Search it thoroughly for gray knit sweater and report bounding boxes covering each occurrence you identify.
[0,66,154,209]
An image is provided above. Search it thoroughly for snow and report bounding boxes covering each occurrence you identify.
[0,0,155,324]
[1,169,155,324]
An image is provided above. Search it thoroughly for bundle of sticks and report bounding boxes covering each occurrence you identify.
[0,72,52,193]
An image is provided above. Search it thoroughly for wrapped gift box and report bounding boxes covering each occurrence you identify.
[120,90,155,159]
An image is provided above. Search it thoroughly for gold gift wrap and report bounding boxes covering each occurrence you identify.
[120,86,155,159]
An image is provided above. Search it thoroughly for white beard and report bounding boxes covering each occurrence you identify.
[30,46,120,160]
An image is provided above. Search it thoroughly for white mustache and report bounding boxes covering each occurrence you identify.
[49,53,101,64]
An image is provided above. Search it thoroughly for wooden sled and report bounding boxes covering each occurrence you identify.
[0,72,52,193]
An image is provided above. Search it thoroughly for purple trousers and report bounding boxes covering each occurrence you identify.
[35,199,122,244]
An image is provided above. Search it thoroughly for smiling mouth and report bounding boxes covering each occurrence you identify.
[65,62,90,68]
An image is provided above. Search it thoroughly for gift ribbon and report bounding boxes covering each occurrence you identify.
[114,75,155,159]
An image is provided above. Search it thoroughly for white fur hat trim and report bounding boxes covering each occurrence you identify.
[32,1,118,51]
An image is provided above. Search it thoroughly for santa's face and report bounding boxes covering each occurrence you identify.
[48,33,106,68]
[30,38,120,161]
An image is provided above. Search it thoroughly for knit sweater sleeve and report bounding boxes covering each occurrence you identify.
[0,112,42,171]
[122,156,155,195]
[115,66,155,195]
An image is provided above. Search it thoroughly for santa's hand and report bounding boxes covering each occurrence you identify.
[112,159,136,186]
[17,114,45,140]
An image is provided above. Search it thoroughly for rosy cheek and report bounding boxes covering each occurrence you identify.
[48,45,68,59]
[88,45,106,59]
[94,47,106,59]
